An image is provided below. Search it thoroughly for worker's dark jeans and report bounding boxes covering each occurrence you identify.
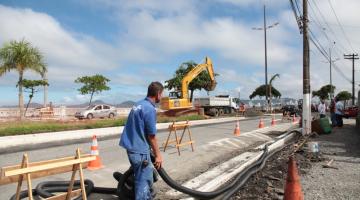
[331,113,337,127]
[127,152,153,200]
[335,114,343,127]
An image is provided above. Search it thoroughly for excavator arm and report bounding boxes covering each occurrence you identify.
[160,56,217,111]
[181,57,217,99]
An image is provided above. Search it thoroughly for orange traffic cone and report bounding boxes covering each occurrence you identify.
[88,135,104,170]
[234,121,241,136]
[258,118,265,128]
[271,117,276,126]
[284,156,304,200]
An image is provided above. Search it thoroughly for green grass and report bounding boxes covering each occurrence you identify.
[0,115,207,136]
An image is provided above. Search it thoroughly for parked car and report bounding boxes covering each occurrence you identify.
[281,105,299,116]
[343,106,358,118]
[75,104,117,119]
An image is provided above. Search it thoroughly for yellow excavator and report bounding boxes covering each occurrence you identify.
[160,57,217,113]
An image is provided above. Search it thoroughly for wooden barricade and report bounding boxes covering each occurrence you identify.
[163,121,195,156]
[39,107,54,119]
[0,148,95,200]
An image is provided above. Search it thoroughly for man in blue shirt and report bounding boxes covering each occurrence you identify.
[119,82,163,200]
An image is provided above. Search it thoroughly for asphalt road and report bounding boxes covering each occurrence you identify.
[0,116,292,199]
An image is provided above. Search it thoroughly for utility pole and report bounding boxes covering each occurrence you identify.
[329,47,333,99]
[302,0,311,135]
[326,42,339,100]
[344,53,359,105]
[252,5,279,111]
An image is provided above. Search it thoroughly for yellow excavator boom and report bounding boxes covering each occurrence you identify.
[161,56,217,111]
[181,57,216,99]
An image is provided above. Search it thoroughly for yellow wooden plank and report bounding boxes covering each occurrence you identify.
[0,163,88,185]
[1,154,92,178]
[176,141,195,147]
[5,157,95,177]
[45,189,82,200]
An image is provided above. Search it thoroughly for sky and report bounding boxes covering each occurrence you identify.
[0,0,359,106]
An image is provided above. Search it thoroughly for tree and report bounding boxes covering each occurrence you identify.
[269,74,280,112]
[249,84,281,100]
[75,74,110,105]
[0,39,47,120]
[312,84,335,100]
[165,61,218,102]
[336,91,352,106]
[20,79,49,116]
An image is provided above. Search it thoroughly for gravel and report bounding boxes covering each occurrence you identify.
[230,118,360,200]
[301,119,360,200]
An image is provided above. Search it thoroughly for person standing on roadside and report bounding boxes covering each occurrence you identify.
[318,99,326,118]
[119,82,164,200]
[329,98,337,127]
[335,98,344,127]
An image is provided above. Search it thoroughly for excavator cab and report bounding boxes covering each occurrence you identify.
[168,91,181,99]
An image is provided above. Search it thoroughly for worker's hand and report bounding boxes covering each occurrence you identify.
[154,154,163,170]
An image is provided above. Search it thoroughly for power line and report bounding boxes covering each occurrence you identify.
[309,29,352,83]
[289,0,352,84]
[309,0,351,53]
[327,0,355,52]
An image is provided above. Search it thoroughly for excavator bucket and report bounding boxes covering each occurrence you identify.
[205,81,217,91]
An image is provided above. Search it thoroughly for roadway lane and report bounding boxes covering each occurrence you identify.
[0,116,291,199]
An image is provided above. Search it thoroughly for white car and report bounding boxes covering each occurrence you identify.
[75,104,117,119]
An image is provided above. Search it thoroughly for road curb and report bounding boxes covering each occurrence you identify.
[0,117,250,154]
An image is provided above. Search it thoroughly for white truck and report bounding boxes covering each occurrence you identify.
[193,95,240,116]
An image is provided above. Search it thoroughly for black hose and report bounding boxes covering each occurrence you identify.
[9,189,37,200]
[157,146,269,199]
[220,130,302,199]
[35,179,94,199]
[158,129,302,199]
[116,167,134,200]
[221,146,282,199]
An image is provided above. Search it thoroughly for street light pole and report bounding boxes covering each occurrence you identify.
[263,5,268,107]
[252,4,279,111]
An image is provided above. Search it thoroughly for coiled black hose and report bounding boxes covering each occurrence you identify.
[157,145,269,199]
[35,179,94,199]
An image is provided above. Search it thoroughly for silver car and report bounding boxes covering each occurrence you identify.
[75,104,117,119]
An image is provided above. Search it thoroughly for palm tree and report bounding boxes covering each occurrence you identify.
[269,73,280,113]
[0,39,47,119]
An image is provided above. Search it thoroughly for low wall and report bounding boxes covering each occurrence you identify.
[0,107,132,118]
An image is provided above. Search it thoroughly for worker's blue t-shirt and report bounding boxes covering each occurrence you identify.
[119,98,157,154]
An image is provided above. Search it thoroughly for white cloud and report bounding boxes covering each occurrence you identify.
[0,5,120,85]
[1,0,359,106]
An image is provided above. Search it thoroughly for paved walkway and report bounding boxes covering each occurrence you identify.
[301,119,360,199]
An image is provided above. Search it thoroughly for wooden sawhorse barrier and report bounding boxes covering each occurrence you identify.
[163,121,195,156]
[0,148,95,200]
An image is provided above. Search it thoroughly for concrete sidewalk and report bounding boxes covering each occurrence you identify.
[301,119,360,199]
[0,117,247,154]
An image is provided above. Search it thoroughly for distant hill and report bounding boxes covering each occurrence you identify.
[66,100,110,108]
[115,100,136,108]
[1,102,43,108]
